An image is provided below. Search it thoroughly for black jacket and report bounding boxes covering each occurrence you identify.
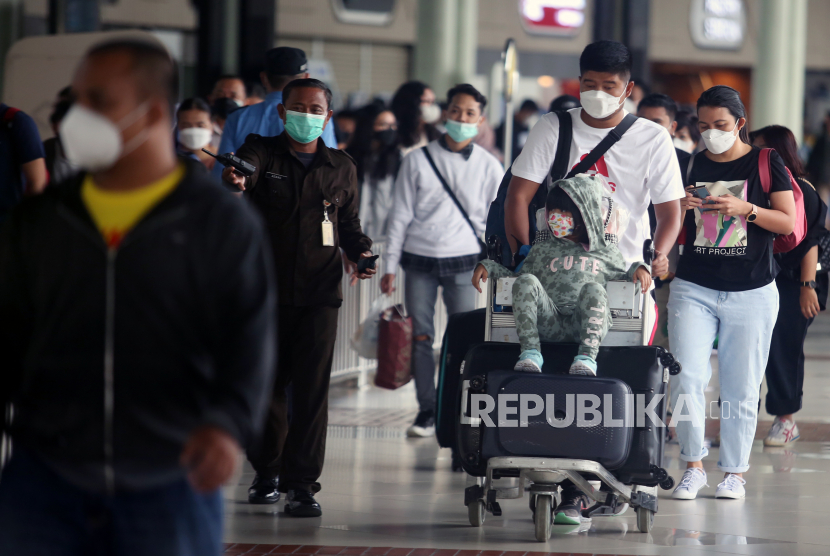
[236,132,372,306]
[0,165,277,493]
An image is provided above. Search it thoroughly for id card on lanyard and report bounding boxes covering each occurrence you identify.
[322,200,334,246]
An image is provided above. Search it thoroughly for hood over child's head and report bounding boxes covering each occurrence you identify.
[545,175,608,252]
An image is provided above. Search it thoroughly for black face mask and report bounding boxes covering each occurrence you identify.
[374,128,397,148]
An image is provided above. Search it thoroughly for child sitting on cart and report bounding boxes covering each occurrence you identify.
[472,174,651,376]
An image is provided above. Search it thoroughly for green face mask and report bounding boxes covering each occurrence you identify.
[444,118,480,143]
[284,110,326,144]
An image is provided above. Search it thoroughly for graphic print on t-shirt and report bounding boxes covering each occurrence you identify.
[573,154,616,191]
[692,179,748,256]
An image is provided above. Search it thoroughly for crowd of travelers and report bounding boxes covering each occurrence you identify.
[0,34,826,555]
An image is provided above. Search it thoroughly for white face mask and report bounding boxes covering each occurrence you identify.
[580,89,626,119]
[701,121,739,155]
[178,127,213,151]
[673,136,695,153]
[420,103,441,124]
[61,103,151,172]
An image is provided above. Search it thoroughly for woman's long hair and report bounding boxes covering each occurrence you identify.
[391,81,440,148]
[749,125,805,178]
[696,85,750,145]
[346,101,400,182]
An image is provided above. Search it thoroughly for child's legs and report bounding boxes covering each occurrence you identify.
[566,281,611,360]
[668,278,718,465]
[512,274,559,353]
[716,281,778,473]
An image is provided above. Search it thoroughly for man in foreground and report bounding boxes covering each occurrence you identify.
[0,39,276,555]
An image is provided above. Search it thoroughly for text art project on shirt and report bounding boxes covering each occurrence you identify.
[692,179,748,256]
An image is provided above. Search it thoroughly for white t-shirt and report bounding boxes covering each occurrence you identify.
[512,108,685,264]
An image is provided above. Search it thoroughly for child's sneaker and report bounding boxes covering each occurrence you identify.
[764,417,800,447]
[514,349,543,373]
[715,474,746,499]
[672,468,708,500]
[569,355,597,376]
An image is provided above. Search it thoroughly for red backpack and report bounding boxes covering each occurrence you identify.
[759,148,807,254]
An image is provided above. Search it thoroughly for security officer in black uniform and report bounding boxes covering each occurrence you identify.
[224,78,375,517]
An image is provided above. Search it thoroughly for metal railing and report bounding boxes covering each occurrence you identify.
[330,241,486,385]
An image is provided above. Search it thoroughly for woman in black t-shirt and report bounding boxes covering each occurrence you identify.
[751,125,828,447]
[668,86,796,502]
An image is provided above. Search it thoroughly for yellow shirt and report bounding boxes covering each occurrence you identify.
[81,165,185,248]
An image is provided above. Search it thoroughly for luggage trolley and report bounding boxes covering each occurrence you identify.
[463,240,681,541]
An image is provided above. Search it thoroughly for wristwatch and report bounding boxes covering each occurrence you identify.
[746,204,758,222]
[801,280,817,289]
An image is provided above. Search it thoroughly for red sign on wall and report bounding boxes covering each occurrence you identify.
[519,0,586,37]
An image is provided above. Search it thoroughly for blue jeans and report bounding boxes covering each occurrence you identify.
[404,268,477,413]
[0,448,223,556]
[668,278,778,473]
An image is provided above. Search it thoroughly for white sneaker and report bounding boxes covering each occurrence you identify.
[715,474,746,499]
[764,417,800,447]
[672,468,708,500]
[514,358,542,373]
[405,410,435,438]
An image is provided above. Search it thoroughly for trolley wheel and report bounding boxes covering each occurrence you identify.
[468,500,486,527]
[636,507,654,533]
[534,495,553,542]
[659,476,675,491]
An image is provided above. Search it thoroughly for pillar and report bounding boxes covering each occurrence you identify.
[195,0,240,97]
[752,0,799,134]
[785,0,808,142]
[238,0,274,84]
[454,0,477,85]
[414,0,458,99]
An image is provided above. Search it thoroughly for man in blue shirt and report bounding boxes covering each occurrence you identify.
[0,104,48,221]
[211,47,336,180]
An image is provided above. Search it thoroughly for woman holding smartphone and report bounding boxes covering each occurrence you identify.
[669,86,796,501]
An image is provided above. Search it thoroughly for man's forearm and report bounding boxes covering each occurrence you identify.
[652,200,682,255]
[504,175,538,254]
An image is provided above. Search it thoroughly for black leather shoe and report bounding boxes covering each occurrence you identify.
[284,489,322,517]
[248,475,280,504]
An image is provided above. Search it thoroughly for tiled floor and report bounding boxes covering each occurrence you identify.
[224,312,830,556]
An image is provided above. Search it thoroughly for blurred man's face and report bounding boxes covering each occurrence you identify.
[446,93,482,124]
[638,106,677,135]
[71,51,152,148]
[210,78,246,105]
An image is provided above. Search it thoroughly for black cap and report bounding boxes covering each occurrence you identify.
[265,47,308,76]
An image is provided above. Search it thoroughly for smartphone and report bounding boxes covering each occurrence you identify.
[357,255,380,272]
[689,185,716,211]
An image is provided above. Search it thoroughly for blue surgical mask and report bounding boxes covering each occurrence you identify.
[284,110,326,144]
[445,119,480,143]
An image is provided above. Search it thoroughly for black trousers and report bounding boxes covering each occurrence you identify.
[764,277,814,416]
[247,304,339,493]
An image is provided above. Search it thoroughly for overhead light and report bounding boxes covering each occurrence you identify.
[537,75,555,88]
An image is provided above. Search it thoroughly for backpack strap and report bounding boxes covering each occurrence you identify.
[686,152,696,184]
[421,146,486,253]
[758,147,772,194]
[549,110,573,181]
[563,112,639,180]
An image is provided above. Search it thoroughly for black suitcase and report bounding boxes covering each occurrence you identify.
[457,342,676,487]
[436,308,486,449]
[477,370,632,469]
